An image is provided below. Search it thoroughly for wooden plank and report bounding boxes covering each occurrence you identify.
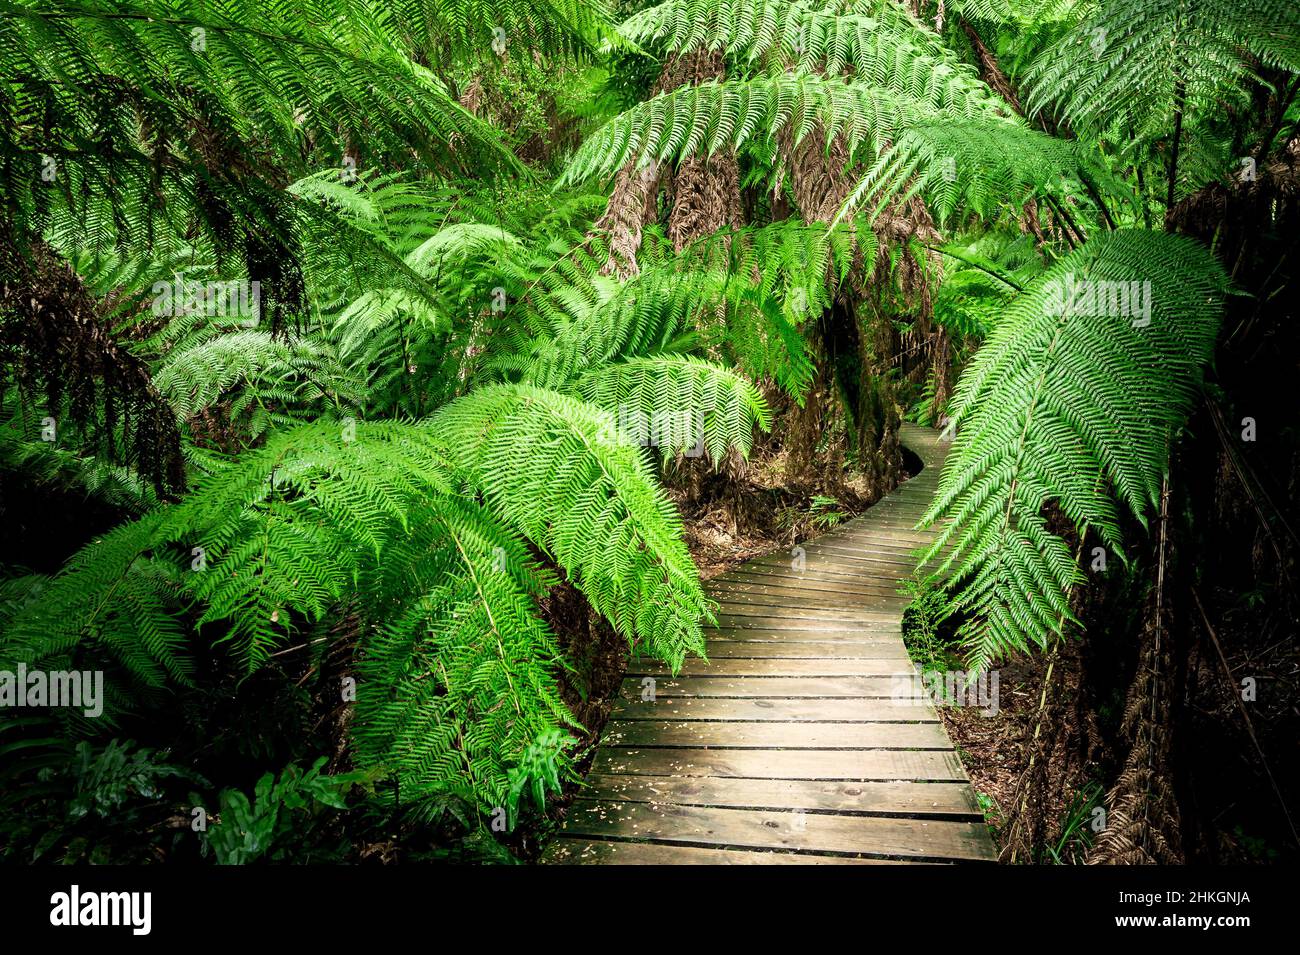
[560,801,995,861]
[713,601,890,619]
[823,522,939,537]
[799,547,933,566]
[710,574,902,598]
[708,624,900,639]
[810,538,936,556]
[541,839,897,865]
[709,575,903,597]
[627,657,916,678]
[711,592,907,613]
[582,773,980,816]
[711,587,906,603]
[723,560,921,583]
[805,550,931,567]
[804,545,935,563]
[819,510,933,525]
[838,519,930,532]
[712,605,907,623]
[753,551,926,570]
[619,675,926,699]
[712,615,898,632]
[602,719,951,749]
[835,502,933,516]
[845,495,932,509]
[846,495,932,511]
[611,696,940,722]
[711,601,909,620]
[761,541,930,560]
[743,555,931,576]
[703,640,911,659]
[834,513,945,530]
[702,631,904,647]
[590,746,968,781]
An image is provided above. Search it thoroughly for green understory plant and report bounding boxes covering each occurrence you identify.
[200,758,368,865]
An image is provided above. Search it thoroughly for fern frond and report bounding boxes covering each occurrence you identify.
[921,230,1227,671]
[2,0,515,255]
[429,383,712,669]
[353,497,573,806]
[0,401,160,514]
[844,116,1125,226]
[152,330,361,432]
[1,513,191,687]
[571,354,771,462]
[387,0,617,64]
[1024,0,1300,201]
[560,72,1008,187]
[622,0,993,90]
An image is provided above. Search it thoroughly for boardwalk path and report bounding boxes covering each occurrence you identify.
[542,423,995,864]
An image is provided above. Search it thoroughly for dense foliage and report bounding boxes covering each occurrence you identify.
[2,0,1296,863]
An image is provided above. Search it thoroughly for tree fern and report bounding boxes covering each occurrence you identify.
[352,497,572,807]
[1027,0,1300,136]
[927,232,1043,339]
[560,72,1008,188]
[1024,0,1300,202]
[428,383,713,668]
[1,513,192,688]
[498,263,730,388]
[919,230,1228,671]
[152,330,362,435]
[0,400,161,515]
[386,0,617,65]
[2,388,739,799]
[622,0,992,88]
[1,0,515,257]
[945,0,1084,23]
[465,220,826,398]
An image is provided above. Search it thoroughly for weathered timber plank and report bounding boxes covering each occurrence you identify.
[713,612,899,629]
[610,696,940,722]
[619,676,928,699]
[626,657,917,678]
[711,593,908,613]
[703,628,903,642]
[541,839,898,864]
[559,801,995,861]
[709,573,902,597]
[590,746,968,781]
[581,773,981,816]
[702,640,911,659]
[601,719,950,749]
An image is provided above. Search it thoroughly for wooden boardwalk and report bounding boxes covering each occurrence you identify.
[542,423,995,864]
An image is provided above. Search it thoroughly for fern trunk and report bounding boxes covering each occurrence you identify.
[778,127,907,496]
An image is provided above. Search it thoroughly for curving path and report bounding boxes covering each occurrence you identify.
[542,423,995,864]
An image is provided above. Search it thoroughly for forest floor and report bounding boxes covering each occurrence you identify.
[936,652,1072,857]
[678,450,890,580]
